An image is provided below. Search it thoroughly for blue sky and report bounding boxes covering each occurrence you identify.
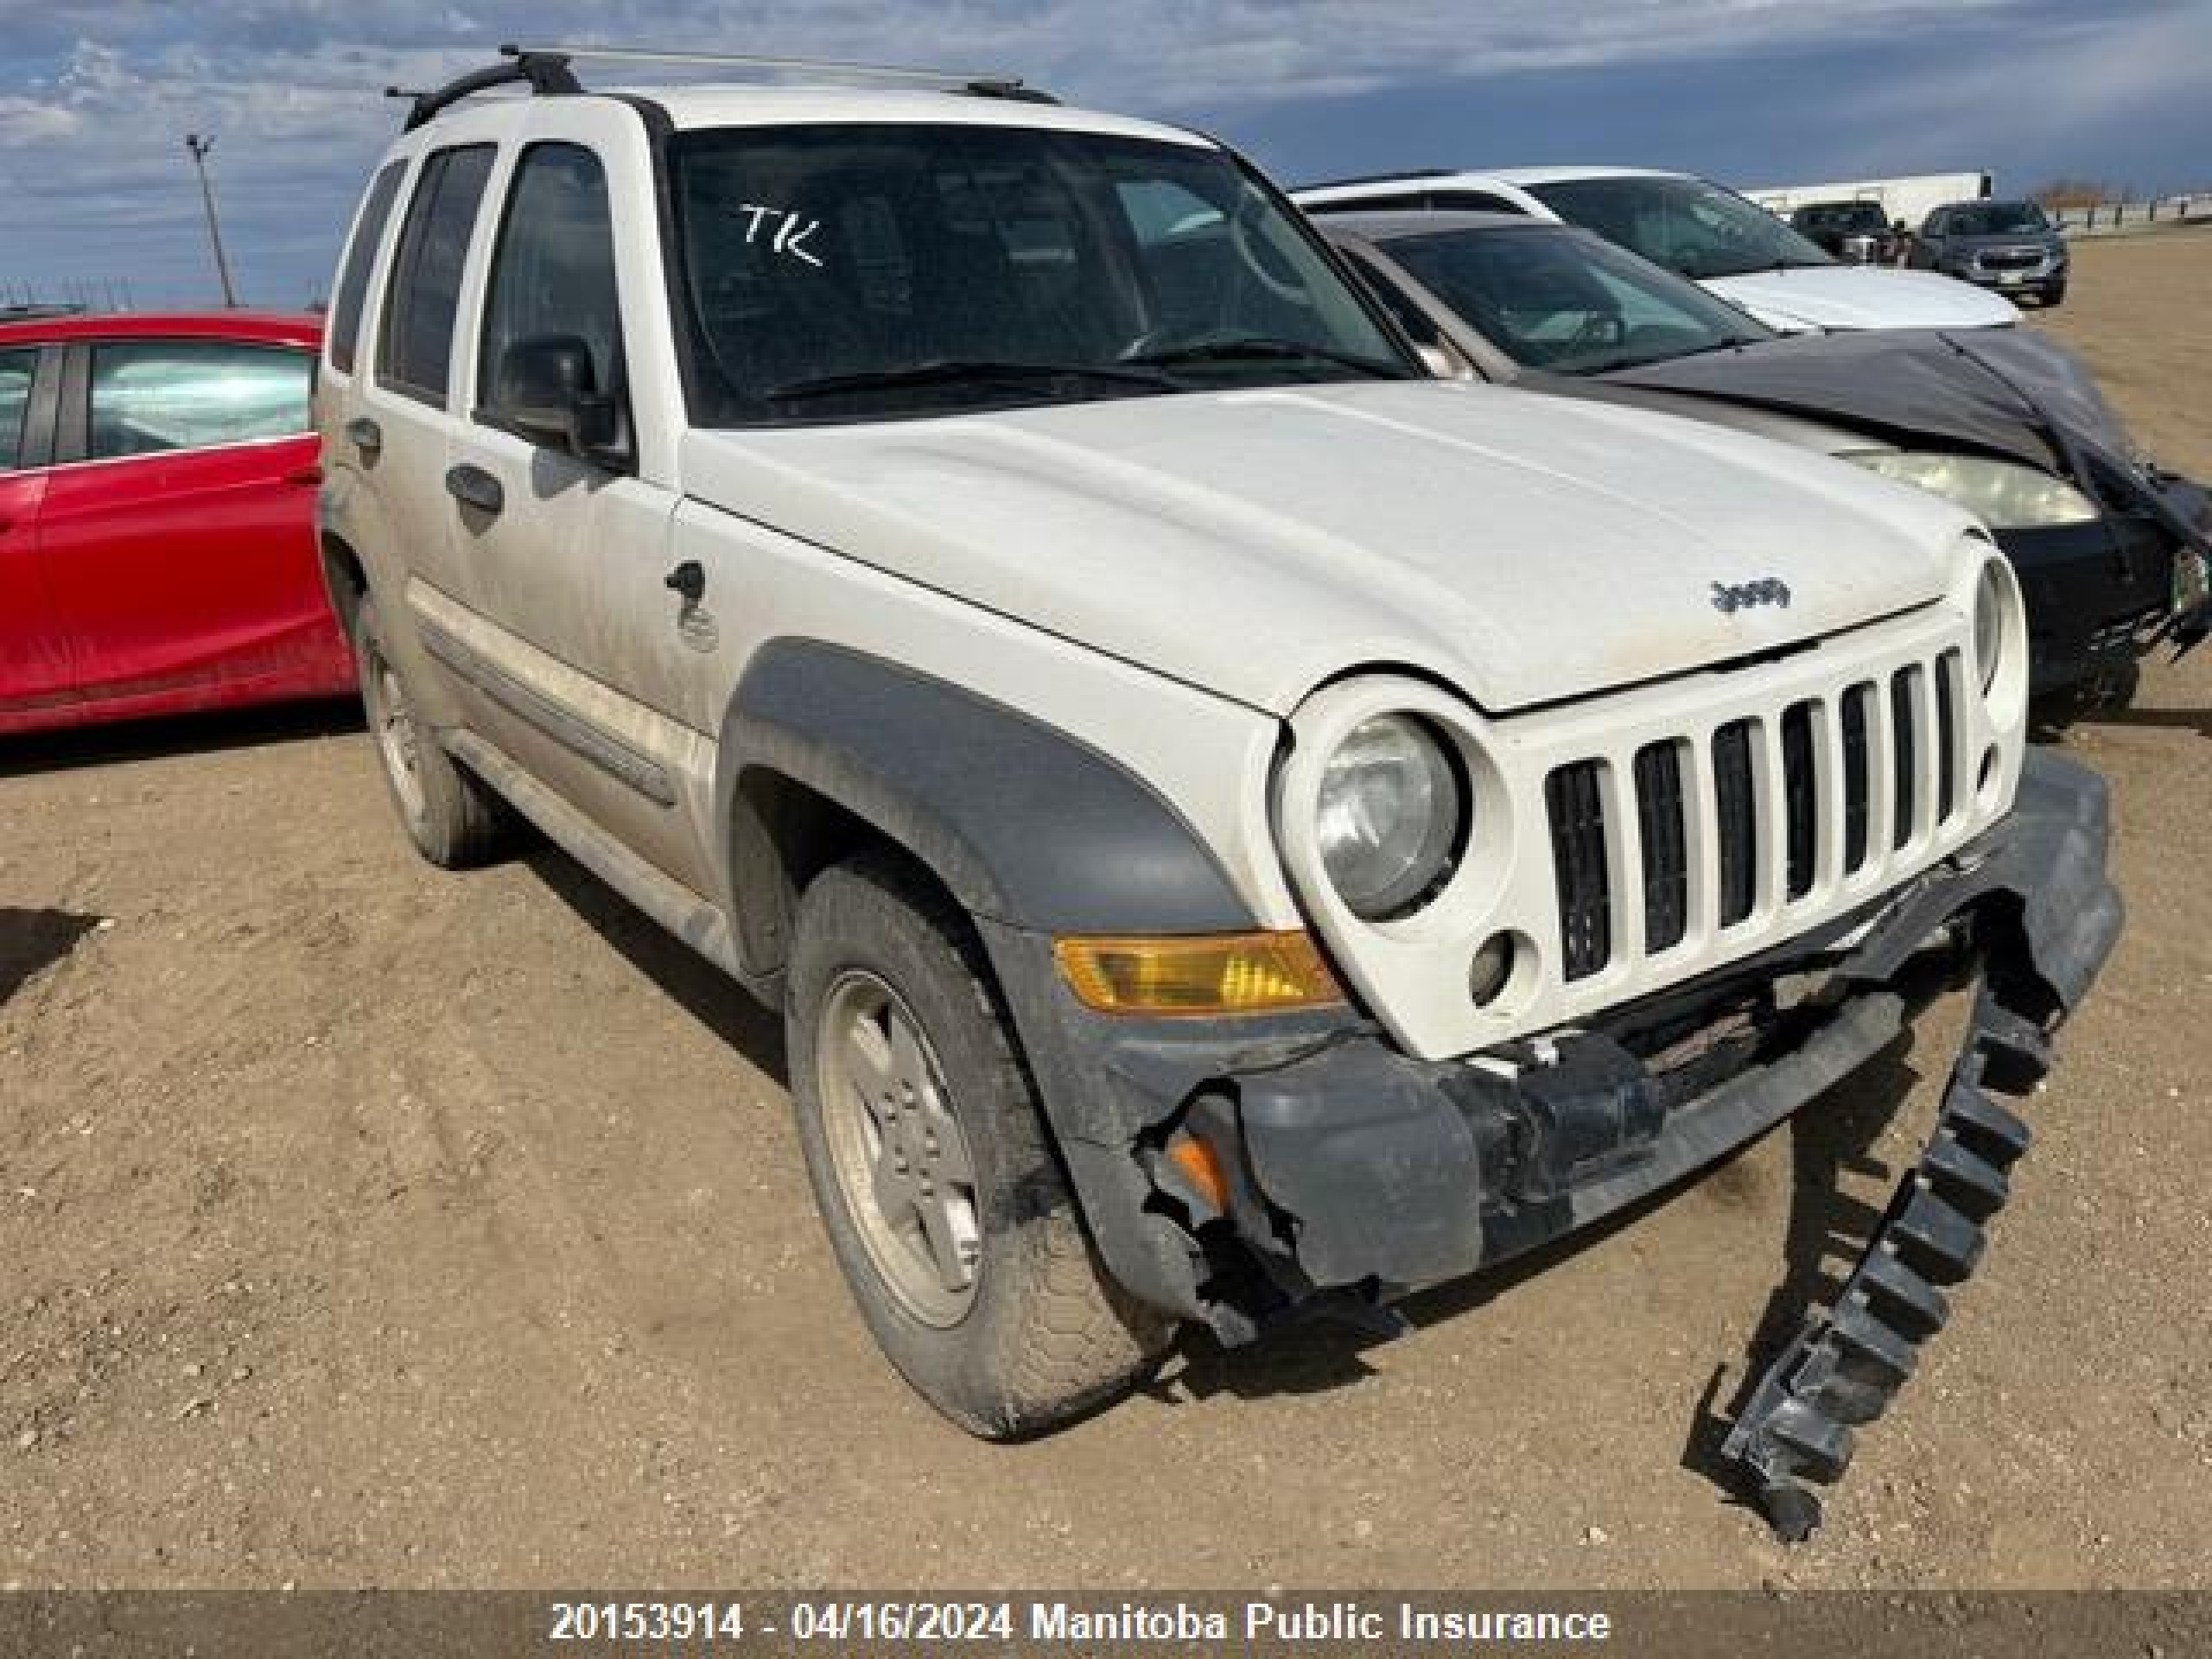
[1,0,2206,308]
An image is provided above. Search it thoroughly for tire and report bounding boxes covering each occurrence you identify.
[786,852,1170,1438]
[352,596,518,868]
[2041,283,2067,309]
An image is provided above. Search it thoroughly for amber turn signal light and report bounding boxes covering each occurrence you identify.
[1052,931,1345,1016]
[1164,1131,1232,1214]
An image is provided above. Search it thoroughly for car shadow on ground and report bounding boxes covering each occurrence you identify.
[0,698,363,779]
[0,907,106,1007]
[523,844,788,1078]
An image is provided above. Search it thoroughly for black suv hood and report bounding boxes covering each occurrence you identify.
[1596,327,2127,474]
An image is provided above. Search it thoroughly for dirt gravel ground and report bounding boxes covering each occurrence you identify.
[3,231,2209,1593]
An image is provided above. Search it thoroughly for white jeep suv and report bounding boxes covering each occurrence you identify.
[317,49,2118,1537]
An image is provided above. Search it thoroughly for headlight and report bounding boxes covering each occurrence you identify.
[1845,451,2100,529]
[1967,550,2027,715]
[1314,715,1465,919]
[1974,558,2006,691]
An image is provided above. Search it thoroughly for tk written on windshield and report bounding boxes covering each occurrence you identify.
[734,204,824,267]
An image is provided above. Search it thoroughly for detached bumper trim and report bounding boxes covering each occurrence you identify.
[1720,979,2048,1541]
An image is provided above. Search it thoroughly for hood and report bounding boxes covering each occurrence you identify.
[1599,327,2137,474]
[1701,265,2020,333]
[680,382,1974,716]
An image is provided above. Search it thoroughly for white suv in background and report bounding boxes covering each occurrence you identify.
[1294,166,2024,332]
[315,48,2116,1540]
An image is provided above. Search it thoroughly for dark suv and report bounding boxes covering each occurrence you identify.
[1910,200,2069,307]
[1789,200,1899,264]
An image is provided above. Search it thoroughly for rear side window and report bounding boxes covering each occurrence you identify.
[478,143,624,410]
[329,162,408,375]
[378,144,496,407]
[87,341,313,459]
[0,348,35,471]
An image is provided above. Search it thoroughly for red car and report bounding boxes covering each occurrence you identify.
[0,310,353,736]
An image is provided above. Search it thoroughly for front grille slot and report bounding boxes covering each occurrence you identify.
[1545,761,1611,982]
[1712,719,1758,926]
[1891,664,1923,849]
[1935,650,1961,823]
[1781,701,1818,900]
[1634,741,1690,953]
[1840,683,1873,874]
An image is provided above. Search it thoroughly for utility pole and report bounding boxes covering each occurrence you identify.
[183,133,240,308]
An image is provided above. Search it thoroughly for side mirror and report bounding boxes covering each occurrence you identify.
[1414,344,1463,379]
[490,334,624,463]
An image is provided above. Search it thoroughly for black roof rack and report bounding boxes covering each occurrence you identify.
[1291,167,1459,193]
[385,51,582,131]
[387,42,1054,128]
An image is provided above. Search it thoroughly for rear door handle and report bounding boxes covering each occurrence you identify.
[444,463,504,518]
[346,416,382,454]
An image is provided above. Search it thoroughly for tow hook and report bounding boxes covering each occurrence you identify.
[1720,982,2049,1542]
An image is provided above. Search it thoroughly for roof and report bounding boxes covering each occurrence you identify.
[381,79,1211,153]
[632,85,1209,146]
[0,310,321,348]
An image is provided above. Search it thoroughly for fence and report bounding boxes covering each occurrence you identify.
[2049,192,2212,235]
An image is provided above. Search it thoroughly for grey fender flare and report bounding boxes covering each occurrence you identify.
[715,639,1263,975]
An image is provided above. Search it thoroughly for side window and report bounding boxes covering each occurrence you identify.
[86,341,312,460]
[329,162,408,375]
[378,143,496,407]
[1923,211,1947,237]
[0,348,36,471]
[479,143,625,415]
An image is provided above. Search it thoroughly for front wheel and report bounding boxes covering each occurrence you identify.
[786,854,1168,1437]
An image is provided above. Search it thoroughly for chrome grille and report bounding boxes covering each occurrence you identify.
[1541,650,1968,982]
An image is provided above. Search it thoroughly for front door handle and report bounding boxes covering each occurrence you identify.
[345,416,382,454]
[664,560,706,604]
[445,463,504,518]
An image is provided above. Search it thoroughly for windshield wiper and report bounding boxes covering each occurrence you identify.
[1120,336,1408,379]
[766,359,1178,406]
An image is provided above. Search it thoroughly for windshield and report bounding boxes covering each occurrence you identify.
[1383,225,1770,374]
[667,124,1412,423]
[1799,202,1886,232]
[1946,201,2051,237]
[1528,175,1835,281]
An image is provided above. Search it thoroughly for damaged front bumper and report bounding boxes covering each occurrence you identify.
[982,747,2120,1529]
